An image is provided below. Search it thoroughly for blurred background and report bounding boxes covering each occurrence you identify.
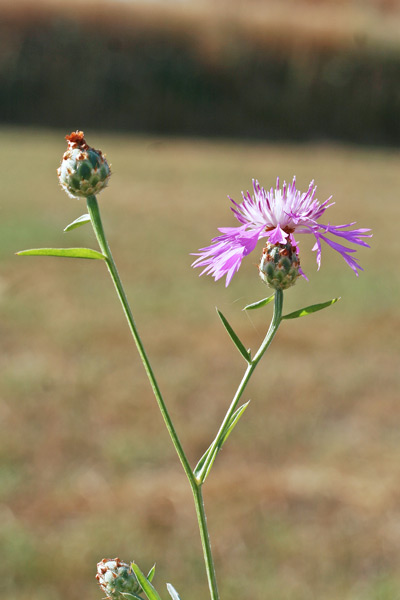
[1,1,400,599]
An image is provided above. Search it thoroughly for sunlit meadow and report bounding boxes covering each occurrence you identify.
[1,127,399,600]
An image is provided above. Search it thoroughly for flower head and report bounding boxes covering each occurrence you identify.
[192,177,371,286]
[57,131,111,199]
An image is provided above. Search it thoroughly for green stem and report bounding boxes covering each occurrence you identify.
[197,290,283,483]
[192,486,220,600]
[86,195,220,600]
[86,195,193,483]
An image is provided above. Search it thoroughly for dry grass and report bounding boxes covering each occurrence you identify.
[1,127,399,600]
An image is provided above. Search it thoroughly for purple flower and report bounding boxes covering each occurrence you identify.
[192,177,371,286]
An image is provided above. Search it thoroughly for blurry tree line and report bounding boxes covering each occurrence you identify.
[1,3,399,144]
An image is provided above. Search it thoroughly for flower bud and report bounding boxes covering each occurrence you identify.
[57,131,111,199]
[96,558,141,599]
[259,241,300,290]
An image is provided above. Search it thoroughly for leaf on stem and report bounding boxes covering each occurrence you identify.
[130,563,162,600]
[220,401,250,446]
[64,213,91,232]
[216,308,250,363]
[282,297,340,320]
[243,294,275,311]
[147,564,156,583]
[167,583,182,600]
[16,247,106,260]
[194,401,250,483]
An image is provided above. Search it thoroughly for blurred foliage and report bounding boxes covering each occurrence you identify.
[0,127,399,599]
[0,0,399,144]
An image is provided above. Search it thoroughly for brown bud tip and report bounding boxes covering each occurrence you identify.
[65,131,88,149]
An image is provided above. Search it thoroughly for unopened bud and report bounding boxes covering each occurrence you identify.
[259,241,300,290]
[96,558,141,599]
[57,131,111,199]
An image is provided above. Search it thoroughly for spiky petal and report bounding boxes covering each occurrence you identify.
[192,177,371,286]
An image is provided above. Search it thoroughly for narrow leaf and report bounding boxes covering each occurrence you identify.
[16,247,106,260]
[282,297,340,320]
[243,294,275,311]
[194,441,215,479]
[147,564,156,583]
[64,213,91,232]
[167,583,182,600]
[193,444,211,478]
[217,308,250,362]
[220,401,250,446]
[194,402,250,483]
[201,402,250,480]
[130,563,162,600]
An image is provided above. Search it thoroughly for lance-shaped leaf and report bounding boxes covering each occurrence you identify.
[194,401,250,483]
[64,213,91,232]
[282,297,340,320]
[167,583,182,600]
[130,563,162,600]
[16,247,106,260]
[217,309,250,363]
[243,294,275,311]
[219,401,250,447]
[147,564,156,583]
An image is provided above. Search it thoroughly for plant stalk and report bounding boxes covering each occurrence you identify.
[197,290,283,483]
[86,195,220,600]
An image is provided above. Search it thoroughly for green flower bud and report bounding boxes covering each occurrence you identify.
[96,558,141,599]
[259,241,300,290]
[57,131,111,199]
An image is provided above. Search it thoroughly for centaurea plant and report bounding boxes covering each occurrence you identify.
[18,132,371,600]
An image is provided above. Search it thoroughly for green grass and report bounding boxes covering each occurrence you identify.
[0,127,399,600]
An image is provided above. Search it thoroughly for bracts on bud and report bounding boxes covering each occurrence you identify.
[96,558,142,599]
[57,131,111,199]
[259,240,300,290]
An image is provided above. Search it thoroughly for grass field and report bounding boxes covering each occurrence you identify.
[1,127,399,600]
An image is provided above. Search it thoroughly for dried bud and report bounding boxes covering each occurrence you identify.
[259,240,300,290]
[96,558,141,599]
[57,131,111,199]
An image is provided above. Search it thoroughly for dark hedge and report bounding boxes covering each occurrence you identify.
[1,8,399,145]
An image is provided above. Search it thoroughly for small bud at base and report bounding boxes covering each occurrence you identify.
[96,558,141,599]
[57,131,111,199]
[259,241,300,290]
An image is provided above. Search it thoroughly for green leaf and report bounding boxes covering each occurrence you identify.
[220,401,250,446]
[243,294,275,311]
[194,402,250,483]
[64,213,91,232]
[130,563,162,600]
[193,443,211,478]
[217,309,250,362]
[147,564,156,583]
[282,297,340,320]
[16,247,106,260]
[167,583,182,600]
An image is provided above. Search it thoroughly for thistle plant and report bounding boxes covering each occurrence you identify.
[17,132,371,600]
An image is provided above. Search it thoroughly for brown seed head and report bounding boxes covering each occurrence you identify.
[65,130,88,150]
